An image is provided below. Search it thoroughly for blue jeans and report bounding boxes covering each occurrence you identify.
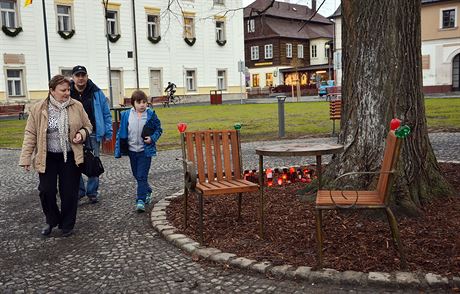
[128,150,152,202]
[79,134,100,199]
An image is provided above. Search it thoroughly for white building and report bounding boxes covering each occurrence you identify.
[0,0,245,105]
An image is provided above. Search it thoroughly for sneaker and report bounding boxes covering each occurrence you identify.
[145,192,152,205]
[136,200,145,212]
[88,195,99,204]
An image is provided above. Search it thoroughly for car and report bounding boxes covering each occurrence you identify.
[318,80,335,97]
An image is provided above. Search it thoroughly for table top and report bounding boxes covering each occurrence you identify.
[255,142,344,157]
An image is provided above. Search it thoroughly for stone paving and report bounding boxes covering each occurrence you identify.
[0,132,458,293]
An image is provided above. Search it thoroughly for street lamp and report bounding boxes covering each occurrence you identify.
[103,0,114,108]
[325,42,332,81]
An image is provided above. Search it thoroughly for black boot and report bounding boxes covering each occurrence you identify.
[41,224,53,236]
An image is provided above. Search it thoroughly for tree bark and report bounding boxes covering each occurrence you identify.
[324,0,452,215]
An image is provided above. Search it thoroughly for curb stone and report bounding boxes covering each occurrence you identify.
[152,190,460,290]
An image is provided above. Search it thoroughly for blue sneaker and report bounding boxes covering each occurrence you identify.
[145,192,152,205]
[136,200,145,212]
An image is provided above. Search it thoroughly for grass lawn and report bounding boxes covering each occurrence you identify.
[1,98,459,150]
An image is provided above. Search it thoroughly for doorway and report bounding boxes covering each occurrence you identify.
[110,70,123,105]
[453,53,460,91]
[149,69,162,97]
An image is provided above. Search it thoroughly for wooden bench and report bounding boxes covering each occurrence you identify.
[179,129,259,243]
[119,97,131,107]
[329,99,341,135]
[315,130,407,268]
[0,104,25,119]
[150,96,170,107]
[326,86,341,102]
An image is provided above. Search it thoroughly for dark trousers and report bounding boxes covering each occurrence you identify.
[38,152,81,232]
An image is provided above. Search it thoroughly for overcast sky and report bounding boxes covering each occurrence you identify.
[242,0,340,18]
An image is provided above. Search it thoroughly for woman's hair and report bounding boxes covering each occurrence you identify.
[131,90,148,104]
[49,74,70,91]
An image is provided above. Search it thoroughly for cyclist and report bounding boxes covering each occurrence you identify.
[164,82,177,103]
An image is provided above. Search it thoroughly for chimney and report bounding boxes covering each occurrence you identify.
[312,0,316,12]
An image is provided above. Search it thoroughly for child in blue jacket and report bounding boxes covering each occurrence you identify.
[114,91,162,212]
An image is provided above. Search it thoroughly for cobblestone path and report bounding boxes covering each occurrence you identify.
[0,133,458,293]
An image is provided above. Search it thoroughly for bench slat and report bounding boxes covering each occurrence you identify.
[213,132,224,181]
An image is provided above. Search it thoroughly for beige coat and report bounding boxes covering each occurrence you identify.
[19,97,93,173]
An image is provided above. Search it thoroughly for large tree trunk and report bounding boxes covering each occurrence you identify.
[324,0,452,215]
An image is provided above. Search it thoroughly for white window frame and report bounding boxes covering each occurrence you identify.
[247,19,255,33]
[56,4,72,32]
[106,10,118,35]
[185,69,196,91]
[286,43,292,58]
[250,46,259,60]
[311,45,317,58]
[147,14,160,38]
[217,69,227,90]
[297,44,304,58]
[5,68,25,97]
[215,20,225,42]
[184,16,195,38]
[264,44,273,59]
[440,7,457,29]
[265,73,273,87]
[60,68,73,78]
[0,0,18,28]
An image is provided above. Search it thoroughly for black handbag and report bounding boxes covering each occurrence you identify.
[80,128,104,177]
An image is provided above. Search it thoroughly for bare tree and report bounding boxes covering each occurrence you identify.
[324,0,452,215]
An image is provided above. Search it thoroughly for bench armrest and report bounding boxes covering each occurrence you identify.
[328,170,396,209]
[176,158,197,191]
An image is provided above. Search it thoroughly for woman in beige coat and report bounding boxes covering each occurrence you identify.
[19,75,92,237]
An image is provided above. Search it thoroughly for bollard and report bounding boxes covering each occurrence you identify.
[277,95,286,138]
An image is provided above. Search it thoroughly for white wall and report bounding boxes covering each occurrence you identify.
[421,38,460,86]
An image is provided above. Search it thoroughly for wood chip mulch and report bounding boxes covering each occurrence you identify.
[166,163,460,277]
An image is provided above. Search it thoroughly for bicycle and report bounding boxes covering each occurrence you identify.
[165,90,181,106]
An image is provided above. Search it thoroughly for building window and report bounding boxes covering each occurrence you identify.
[311,45,317,58]
[286,43,292,58]
[251,46,259,60]
[325,45,329,58]
[217,70,227,90]
[6,69,24,97]
[298,44,304,58]
[147,14,160,38]
[214,0,224,4]
[60,68,73,78]
[57,5,72,32]
[264,44,273,59]
[185,70,196,91]
[215,21,225,42]
[0,0,18,28]
[441,8,456,29]
[184,17,195,38]
[252,74,259,87]
[106,10,118,35]
[247,19,255,33]
[265,73,273,87]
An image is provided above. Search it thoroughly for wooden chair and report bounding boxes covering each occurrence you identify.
[315,130,407,269]
[179,130,258,243]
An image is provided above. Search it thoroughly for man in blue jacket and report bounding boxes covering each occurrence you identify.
[70,65,113,203]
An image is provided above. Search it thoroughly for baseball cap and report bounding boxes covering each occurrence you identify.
[72,65,87,75]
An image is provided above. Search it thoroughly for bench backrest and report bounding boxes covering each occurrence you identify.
[183,130,242,183]
[0,104,24,112]
[377,131,402,204]
[329,99,342,120]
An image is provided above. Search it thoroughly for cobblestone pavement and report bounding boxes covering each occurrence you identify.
[0,133,458,293]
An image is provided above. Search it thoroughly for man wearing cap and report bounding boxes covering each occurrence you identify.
[70,65,112,203]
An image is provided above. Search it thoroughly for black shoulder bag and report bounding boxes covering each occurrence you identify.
[80,128,105,177]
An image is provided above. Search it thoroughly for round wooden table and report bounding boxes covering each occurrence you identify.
[255,142,344,237]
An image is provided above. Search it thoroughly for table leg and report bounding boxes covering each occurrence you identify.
[259,155,264,238]
[316,155,322,190]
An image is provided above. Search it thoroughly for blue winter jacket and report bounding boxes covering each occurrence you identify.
[114,108,162,158]
[93,89,113,142]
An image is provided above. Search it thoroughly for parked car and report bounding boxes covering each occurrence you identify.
[318,80,335,97]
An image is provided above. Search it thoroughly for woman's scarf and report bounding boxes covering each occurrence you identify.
[49,95,71,162]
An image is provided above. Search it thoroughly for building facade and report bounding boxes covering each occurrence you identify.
[332,0,460,92]
[243,0,333,92]
[0,0,245,105]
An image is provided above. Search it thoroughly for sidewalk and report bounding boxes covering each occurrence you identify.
[0,133,458,292]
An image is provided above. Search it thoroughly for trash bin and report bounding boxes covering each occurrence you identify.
[210,90,223,105]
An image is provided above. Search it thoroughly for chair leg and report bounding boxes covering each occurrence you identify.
[199,193,204,244]
[184,188,189,228]
[315,209,324,269]
[237,193,242,221]
[385,207,407,269]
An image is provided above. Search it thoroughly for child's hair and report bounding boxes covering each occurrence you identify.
[131,90,148,105]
